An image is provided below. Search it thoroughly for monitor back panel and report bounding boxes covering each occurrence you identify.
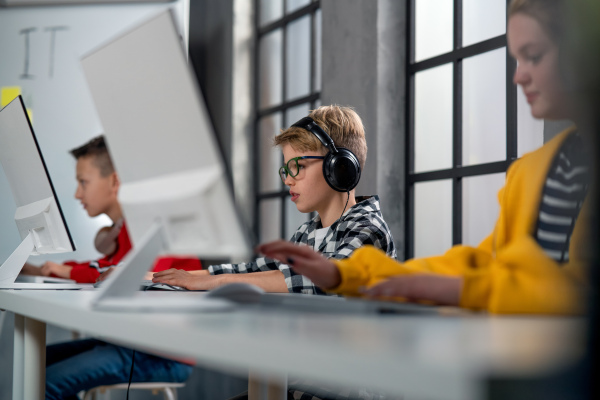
[80,11,220,184]
[80,10,250,258]
[0,97,54,208]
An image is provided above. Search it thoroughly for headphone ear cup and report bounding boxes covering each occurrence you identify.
[322,148,361,192]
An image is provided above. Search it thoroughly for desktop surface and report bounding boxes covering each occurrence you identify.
[16,275,76,284]
[0,289,585,400]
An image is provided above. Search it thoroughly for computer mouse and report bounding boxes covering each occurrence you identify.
[205,282,265,303]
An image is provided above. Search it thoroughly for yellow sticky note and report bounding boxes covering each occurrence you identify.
[1,86,22,108]
[26,109,33,124]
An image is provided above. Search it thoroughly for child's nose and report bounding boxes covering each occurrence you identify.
[513,64,529,86]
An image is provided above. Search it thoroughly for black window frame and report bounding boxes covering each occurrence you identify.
[405,0,517,259]
[253,0,322,241]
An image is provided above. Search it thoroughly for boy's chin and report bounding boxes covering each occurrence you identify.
[294,204,311,214]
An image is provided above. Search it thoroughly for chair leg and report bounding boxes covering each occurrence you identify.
[82,388,94,400]
[162,387,177,400]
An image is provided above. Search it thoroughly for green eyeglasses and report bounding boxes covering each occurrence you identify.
[279,156,325,183]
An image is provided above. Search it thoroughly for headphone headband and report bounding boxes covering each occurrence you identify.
[291,117,338,153]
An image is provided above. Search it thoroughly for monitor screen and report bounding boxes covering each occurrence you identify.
[80,10,251,262]
[0,96,75,284]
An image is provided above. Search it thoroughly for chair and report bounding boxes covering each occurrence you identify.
[83,382,185,400]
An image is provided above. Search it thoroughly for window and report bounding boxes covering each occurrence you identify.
[254,0,322,241]
[407,0,543,258]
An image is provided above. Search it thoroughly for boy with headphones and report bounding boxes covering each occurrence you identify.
[152,105,397,294]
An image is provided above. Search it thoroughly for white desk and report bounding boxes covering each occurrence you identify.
[0,289,585,400]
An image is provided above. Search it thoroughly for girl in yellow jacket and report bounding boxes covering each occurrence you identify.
[258,0,591,315]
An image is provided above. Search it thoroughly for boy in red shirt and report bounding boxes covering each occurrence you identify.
[20,135,200,283]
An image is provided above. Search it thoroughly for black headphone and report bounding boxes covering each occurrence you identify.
[291,117,361,192]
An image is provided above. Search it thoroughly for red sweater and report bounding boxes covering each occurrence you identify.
[65,223,202,283]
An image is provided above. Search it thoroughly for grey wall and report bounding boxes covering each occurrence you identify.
[321,0,408,259]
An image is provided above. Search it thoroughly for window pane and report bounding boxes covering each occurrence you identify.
[462,173,505,247]
[285,103,311,126]
[415,0,453,62]
[287,0,310,14]
[286,15,311,101]
[414,180,452,258]
[314,9,322,92]
[517,83,544,157]
[463,0,506,47]
[259,29,283,109]
[286,197,310,240]
[462,48,506,166]
[260,198,282,242]
[259,113,283,192]
[415,63,453,172]
[260,0,283,26]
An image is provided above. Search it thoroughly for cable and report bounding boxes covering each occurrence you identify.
[338,191,350,222]
[126,349,136,400]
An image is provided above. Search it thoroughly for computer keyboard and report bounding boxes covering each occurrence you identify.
[139,280,187,291]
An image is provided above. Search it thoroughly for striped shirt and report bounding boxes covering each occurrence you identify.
[208,195,397,294]
[534,133,590,263]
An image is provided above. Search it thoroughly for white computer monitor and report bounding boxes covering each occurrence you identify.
[80,9,251,289]
[0,96,76,288]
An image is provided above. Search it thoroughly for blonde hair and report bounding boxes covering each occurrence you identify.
[508,0,565,43]
[273,105,367,168]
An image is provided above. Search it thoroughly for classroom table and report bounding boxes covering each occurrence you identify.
[0,289,585,400]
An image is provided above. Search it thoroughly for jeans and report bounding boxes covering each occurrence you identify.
[45,339,193,400]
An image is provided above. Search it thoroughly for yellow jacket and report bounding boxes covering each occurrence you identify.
[333,128,590,314]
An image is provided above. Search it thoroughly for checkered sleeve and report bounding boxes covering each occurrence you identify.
[324,218,397,261]
[208,257,281,275]
[273,220,327,295]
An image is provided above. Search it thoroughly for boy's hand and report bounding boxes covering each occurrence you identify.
[361,275,462,306]
[152,268,213,290]
[96,267,115,282]
[39,261,72,279]
[20,262,43,276]
[257,240,341,290]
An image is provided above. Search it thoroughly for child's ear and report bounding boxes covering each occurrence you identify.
[111,172,121,191]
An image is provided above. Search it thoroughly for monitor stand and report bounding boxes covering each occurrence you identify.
[92,220,165,305]
[0,233,82,290]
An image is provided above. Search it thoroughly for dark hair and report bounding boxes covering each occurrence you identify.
[70,135,114,177]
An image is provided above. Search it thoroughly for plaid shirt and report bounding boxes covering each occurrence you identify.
[208,196,397,294]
